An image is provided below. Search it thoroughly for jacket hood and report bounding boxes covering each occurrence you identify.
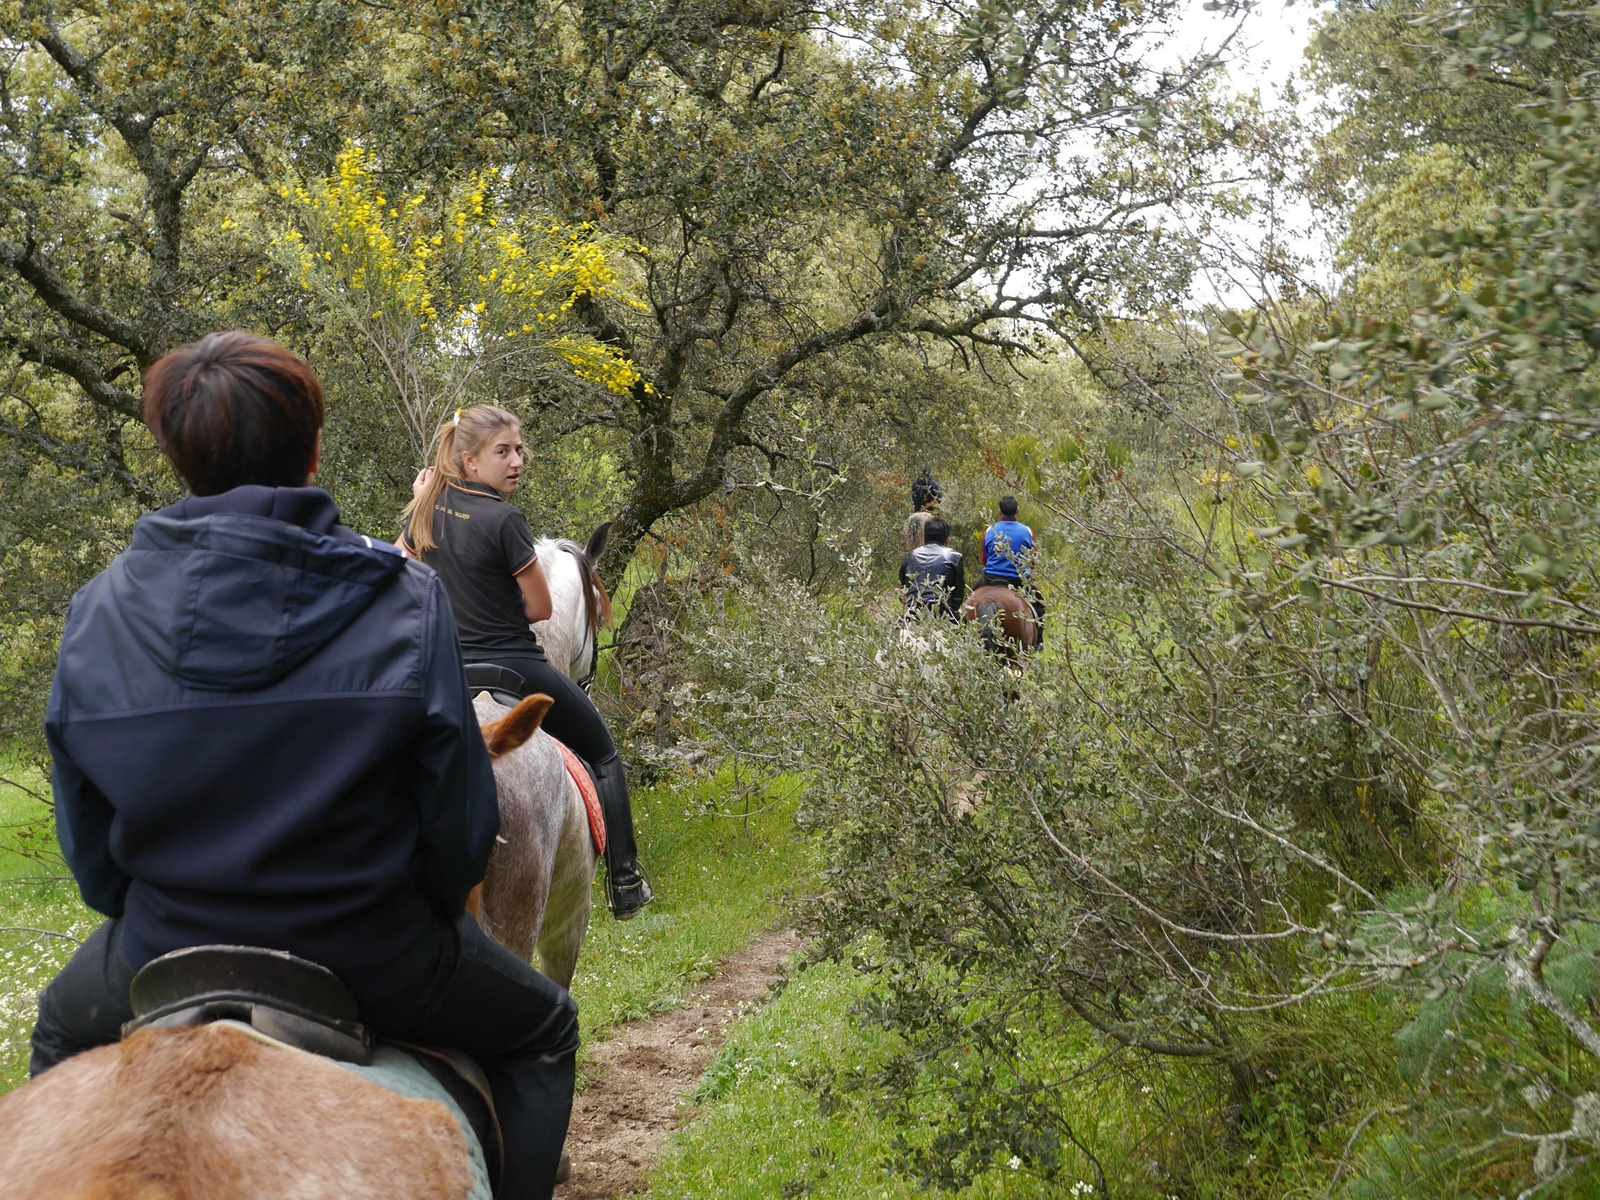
[111,486,405,690]
[908,543,961,565]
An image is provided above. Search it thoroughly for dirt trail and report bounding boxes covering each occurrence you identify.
[559,928,805,1199]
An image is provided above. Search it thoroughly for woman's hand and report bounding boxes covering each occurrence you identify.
[412,466,435,502]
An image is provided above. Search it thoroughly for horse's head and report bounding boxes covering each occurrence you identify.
[581,521,615,632]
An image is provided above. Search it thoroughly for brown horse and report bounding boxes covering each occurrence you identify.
[0,697,557,1200]
[962,584,1040,665]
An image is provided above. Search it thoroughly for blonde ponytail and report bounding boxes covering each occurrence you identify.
[402,405,522,557]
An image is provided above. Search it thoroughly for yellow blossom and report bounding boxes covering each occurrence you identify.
[279,142,650,398]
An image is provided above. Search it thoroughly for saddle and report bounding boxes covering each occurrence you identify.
[123,945,502,1195]
[464,661,527,709]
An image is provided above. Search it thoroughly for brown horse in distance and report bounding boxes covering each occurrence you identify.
[962,584,1040,665]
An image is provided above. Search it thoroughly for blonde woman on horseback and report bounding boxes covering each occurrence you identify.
[402,405,654,920]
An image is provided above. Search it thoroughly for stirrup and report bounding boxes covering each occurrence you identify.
[607,870,654,920]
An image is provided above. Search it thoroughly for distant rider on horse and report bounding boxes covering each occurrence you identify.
[900,516,966,622]
[981,495,1044,648]
[904,469,944,550]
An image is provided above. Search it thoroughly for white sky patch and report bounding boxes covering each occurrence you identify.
[1162,2,1333,308]
[1175,2,1320,99]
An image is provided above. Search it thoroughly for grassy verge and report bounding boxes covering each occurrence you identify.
[0,761,93,1090]
[641,957,1072,1200]
[638,948,1418,1200]
[571,767,812,1053]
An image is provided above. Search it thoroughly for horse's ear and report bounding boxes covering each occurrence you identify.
[482,694,554,757]
[585,521,612,564]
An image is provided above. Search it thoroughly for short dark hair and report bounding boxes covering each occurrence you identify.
[924,517,950,544]
[999,495,1019,518]
[143,331,325,496]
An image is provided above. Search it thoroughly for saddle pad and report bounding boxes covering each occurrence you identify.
[335,1047,493,1200]
[556,740,607,855]
[210,1020,493,1200]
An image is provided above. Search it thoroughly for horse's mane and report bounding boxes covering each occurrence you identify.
[549,539,611,636]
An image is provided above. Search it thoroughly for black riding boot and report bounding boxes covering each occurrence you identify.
[592,752,653,920]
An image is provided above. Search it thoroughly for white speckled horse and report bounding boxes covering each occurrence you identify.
[472,693,596,989]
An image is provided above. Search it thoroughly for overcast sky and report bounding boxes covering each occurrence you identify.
[1171,1,1320,98]
[1168,2,1332,304]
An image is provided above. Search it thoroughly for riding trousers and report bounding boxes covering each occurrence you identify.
[466,649,615,765]
[32,913,579,1200]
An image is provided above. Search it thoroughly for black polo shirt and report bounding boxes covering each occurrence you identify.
[404,480,542,654]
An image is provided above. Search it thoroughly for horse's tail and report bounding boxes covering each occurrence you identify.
[977,601,1005,656]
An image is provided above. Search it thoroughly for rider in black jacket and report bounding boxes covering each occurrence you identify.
[31,332,577,1200]
[899,517,966,621]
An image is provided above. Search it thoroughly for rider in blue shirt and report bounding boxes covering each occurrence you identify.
[981,495,1044,648]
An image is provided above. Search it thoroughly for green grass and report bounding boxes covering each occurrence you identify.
[0,760,95,1090]
[571,767,812,1050]
[641,957,1078,1200]
[0,758,56,880]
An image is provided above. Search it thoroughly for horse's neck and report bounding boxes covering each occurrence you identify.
[531,540,587,678]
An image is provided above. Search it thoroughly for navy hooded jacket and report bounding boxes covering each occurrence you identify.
[45,486,500,976]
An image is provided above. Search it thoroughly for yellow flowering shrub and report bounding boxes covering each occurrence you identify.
[272,145,651,449]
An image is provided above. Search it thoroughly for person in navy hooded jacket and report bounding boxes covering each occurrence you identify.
[30,332,578,1200]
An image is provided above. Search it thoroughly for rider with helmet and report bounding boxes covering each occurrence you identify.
[31,333,577,1200]
[401,405,652,921]
[899,517,966,622]
[981,495,1044,647]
